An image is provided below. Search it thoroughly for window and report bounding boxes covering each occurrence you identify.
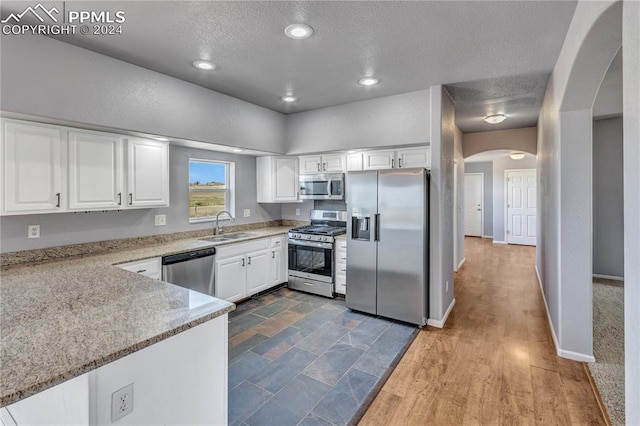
[188,159,234,222]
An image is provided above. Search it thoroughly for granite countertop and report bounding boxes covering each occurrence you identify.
[0,226,291,407]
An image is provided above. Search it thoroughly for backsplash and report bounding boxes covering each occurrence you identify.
[0,220,311,267]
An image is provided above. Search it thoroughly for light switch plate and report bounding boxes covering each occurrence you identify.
[28,225,40,238]
[295,208,301,216]
[243,209,250,217]
[154,215,166,226]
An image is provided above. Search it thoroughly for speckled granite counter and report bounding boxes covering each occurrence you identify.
[0,226,291,407]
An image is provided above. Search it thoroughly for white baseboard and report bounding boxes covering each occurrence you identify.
[482,235,493,239]
[593,273,624,281]
[456,258,466,271]
[558,348,595,363]
[535,266,595,363]
[427,298,456,328]
[492,240,507,245]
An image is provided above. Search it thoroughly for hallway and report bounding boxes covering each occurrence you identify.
[360,237,607,425]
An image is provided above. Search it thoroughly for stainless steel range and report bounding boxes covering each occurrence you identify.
[288,210,347,298]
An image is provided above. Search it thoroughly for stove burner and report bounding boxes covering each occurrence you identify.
[290,225,347,236]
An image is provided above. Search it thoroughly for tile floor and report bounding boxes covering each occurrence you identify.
[227,286,418,426]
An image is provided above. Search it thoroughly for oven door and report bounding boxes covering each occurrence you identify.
[288,239,334,283]
[299,174,345,200]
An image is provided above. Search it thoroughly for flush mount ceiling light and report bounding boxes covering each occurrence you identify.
[358,77,379,86]
[347,150,359,154]
[510,152,526,160]
[284,24,314,39]
[281,95,298,103]
[153,137,169,141]
[192,60,217,70]
[232,148,243,153]
[484,114,507,124]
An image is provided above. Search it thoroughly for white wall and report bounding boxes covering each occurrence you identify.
[454,127,465,269]
[492,155,537,243]
[428,86,455,326]
[0,35,286,154]
[593,117,624,278]
[285,90,430,155]
[537,0,622,363]
[623,0,640,421]
[0,145,282,252]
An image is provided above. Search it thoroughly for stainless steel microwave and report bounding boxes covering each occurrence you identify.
[299,173,345,200]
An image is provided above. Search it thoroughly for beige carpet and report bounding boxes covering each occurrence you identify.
[589,278,625,425]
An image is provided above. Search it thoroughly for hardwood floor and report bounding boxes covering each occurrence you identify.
[360,237,607,425]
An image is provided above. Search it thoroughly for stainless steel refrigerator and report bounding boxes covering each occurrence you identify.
[346,168,429,325]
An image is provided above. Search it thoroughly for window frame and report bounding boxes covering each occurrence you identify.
[188,158,235,223]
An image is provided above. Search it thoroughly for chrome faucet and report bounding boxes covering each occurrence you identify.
[214,210,235,235]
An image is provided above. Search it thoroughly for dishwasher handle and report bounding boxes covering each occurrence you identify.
[162,247,216,265]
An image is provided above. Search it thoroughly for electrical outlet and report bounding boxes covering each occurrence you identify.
[28,225,40,239]
[295,208,301,216]
[446,280,449,292]
[111,383,134,422]
[154,215,166,226]
[243,209,250,217]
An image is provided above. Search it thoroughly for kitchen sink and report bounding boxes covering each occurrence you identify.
[199,232,257,243]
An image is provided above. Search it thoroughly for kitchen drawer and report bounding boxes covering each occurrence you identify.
[270,235,286,248]
[117,257,161,280]
[335,262,347,275]
[216,238,270,259]
[335,281,346,295]
[336,251,347,262]
[336,239,347,251]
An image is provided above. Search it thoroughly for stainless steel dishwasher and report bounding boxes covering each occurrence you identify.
[162,247,216,296]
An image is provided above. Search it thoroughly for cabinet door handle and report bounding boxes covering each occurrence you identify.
[340,268,347,272]
[55,193,60,208]
[241,258,245,267]
[247,256,251,265]
[129,193,133,205]
[398,158,402,168]
[317,163,320,171]
[136,269,147,274]
[272,251,275,259]
[341,256,347,260]
[323,162,327,171]
[117,192,122,206]
[391,159,395,168]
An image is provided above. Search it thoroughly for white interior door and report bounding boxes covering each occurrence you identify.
[507,170,537,246]
[464,173,483,237]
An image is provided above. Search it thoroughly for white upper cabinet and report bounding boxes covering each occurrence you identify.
[1,120,66,214]
[68,131,124,210]
[299,154,345,174]
[1,119,170,215]
[363,150,395,170]
[256,156,299,203]
[126,138,170,207]
[396,147,431,169]
[346,153,363,171]
[362,147,430,171]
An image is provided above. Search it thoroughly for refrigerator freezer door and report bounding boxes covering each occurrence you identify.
[377,168,428,325]
[346,171,378,315]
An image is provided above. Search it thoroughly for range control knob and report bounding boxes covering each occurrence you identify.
[322,236,328,242]
[306,235,312,240]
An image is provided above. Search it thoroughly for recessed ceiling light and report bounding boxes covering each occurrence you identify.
[510,152,526,160]
[281,95,298,103]
[192,60,217,70]
[284,24,314,39]
[358,77,379,86]
[153,137,169,141]
[484,114,507,124]
[232,148,243,153]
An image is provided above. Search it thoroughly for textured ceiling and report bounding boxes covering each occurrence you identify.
[1,1,578,133]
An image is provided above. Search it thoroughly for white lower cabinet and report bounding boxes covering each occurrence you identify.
[215,236,287,303]
[1,317,227,426]
[334,237,347,295]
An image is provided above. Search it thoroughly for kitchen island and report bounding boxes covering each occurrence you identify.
[0,226,291,424]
